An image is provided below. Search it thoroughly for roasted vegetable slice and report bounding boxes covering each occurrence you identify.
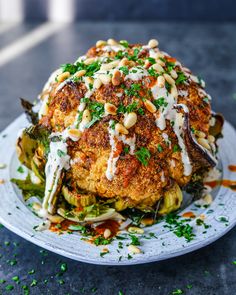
[16,131,38,169]
[158,182,183,215]
[11,174,45,201]
[175,105,218,168]
[20,98,38,125]
[58,204,125,223]
[62,186,96,207]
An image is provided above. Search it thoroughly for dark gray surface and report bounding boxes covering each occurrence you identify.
[21,0,236,21]
[0,22,236,295]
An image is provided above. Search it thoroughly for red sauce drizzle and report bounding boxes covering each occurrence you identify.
[228,165,236,172]
[204,180,236,191]
[50,220,76,233]
[182,211,196,218]
[94,220,120,237]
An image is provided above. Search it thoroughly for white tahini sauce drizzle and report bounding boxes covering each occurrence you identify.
[106,120,136,180]
[125,67,148,81]
[106,121,120,181]
[151,81,192,176]
[43,140,70,213]
[102,45,125,52]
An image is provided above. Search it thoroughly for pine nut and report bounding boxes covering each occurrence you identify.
[128,226,144,234]
[107,38,118,46]
[151,52,164,60]
[105,102,117,115]
[183,67,191,74]
[57,71,70,82]
[100,60,119,71]
[115,123,129,135]
[148,39,159,48]
[144,60,151,68]
[144,100,157,113]
[32,202,42,211]
[0,163,6,169]
[164,73,175,86]
[82,109,91,123]
[119,58,129,67]
[197,137,211,150]
[68,129,82,140]
[84,57,96,65]
[196,130,206,138]
[157,76,165,88]
[96,40,107,47]
[203,193,213,204]
[151,63,164,73]
[94,78,102,89]
[170,85,178,99]
[198,214,205,221]
[74,70,86,78]
[84,76,94,85]
[156,59,165,67]
[170,69,178,79]
[112,69,122,86]
[124,112,137,129]
[47,214,64,223]
[208,135,215,143]
[99,74,111,85]
[103,228,111,239]
[128,245,141,254]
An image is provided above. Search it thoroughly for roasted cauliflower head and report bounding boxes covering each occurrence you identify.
[16,38,223,221]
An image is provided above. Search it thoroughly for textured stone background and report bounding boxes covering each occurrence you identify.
[0,22,236,295]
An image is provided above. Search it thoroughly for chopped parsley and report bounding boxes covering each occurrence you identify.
[165,81,172,92]
[157,144,163,153]
[94,236,112,246]
[124,146,130,154]
[125,83,141,97]
[119,40,129,48]
[173,144,181,153]
[60,263,67,272]
[61,60,101,77]
[119,66,129,75]
[126,101,139,113]
[175,71,187,85]
[148,67,159,78]
[137,107,145,115]
[57,149,66,158]
[135,147,151,166]
[117,102,139,114]
[100,251,110,257]
[129,234,141,246]
[153,97,168,109]
[147,57,156,65]
[17,166,24,173]
[164,59,175,72]
[165,213,195,242]
[85,100,105,128]
[172,289,184,295]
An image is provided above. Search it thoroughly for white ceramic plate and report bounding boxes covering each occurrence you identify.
[0,114,236,265]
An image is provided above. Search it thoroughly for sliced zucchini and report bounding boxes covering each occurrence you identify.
[58,205,125,223]
[62,186,96,207]
[158,182,183,215]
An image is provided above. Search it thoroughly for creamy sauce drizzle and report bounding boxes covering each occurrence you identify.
[43,140,70,213]
[106,120,136,180]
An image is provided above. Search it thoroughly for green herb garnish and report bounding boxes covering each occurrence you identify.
[135,147,151,166]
